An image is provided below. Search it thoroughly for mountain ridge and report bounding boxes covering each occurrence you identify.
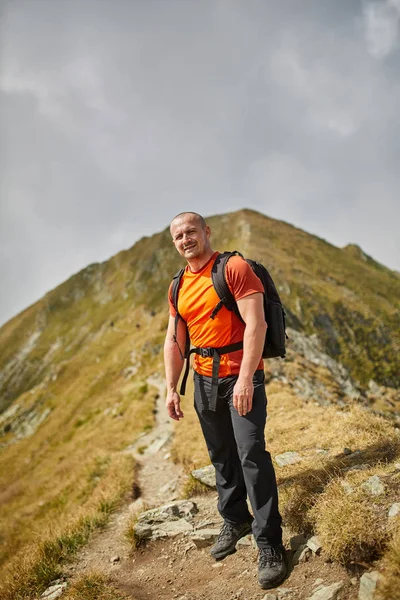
[1,208,399,416]
[0,208,399,599]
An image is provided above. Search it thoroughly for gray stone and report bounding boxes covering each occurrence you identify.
[151,519,193,539]
[362,476,385,496]
[191,465,216,488]
[237,534,253,546]
[134,518,193,541]
[262,594,278,600]
[307,581,344,600]
[190,528,220,548]
[293,544,311,564]
[344,464,369,473]
[137,500,198,524]
[388,503,400,518]
[307,535,322,554]
[340,481,354,495]
[41,583,67,599]
[359,571,379,600]
[275,451,302,467]
[134,523,153,539]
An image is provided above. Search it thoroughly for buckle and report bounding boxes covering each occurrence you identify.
[199,347,214,358]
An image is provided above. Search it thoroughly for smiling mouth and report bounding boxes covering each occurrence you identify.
[184,244,196,251]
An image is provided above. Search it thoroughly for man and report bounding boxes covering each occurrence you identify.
[164,212,287,590]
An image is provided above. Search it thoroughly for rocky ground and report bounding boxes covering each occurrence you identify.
[42,375,379,600]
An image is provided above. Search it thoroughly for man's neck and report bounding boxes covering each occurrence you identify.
[187,249,216,272]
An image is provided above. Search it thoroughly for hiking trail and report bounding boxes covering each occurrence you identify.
[62,373,361,600]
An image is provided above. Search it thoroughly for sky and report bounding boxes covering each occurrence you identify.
[1,0,400,326]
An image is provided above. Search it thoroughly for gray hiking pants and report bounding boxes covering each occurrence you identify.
[194,369,282,548]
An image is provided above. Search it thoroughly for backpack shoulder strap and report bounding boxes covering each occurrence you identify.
[171,268,185,314]
[170,268,189,359]
[210,251,242,319]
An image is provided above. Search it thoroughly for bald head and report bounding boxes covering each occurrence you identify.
[170,212,206,233]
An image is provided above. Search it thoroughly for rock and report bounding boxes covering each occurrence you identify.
[152,520,194,539]
[307,581,344,600]
[137,500,198,524]
[343,447,352,455]
[388,503,400,518]
[191,465,216,488]
[237,534,252,546]
[307,536,322,554]
[41,583,67,599]
[359,571,380,600]
[313,579,324,586]
[190,528,220,548]
[343,464,369,473]
[293,545,311,564]
[275,451,302,467]
[262,594,278,600]
[110,555,120,563]
[340,481,354,495]
[361,476,385,496]
[276,588,293,596]
[350,577,358,586]
[290,533,307,551]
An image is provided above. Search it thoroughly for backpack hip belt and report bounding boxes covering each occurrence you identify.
[181,341,244,411]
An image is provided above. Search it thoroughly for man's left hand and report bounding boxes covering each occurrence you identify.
[233,377,254,416]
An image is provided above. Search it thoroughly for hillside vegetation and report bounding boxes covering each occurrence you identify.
[0,208,399,599]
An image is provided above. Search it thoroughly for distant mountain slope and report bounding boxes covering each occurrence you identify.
[1,208,398,416]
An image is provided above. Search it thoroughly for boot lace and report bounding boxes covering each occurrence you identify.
[259,546,283,568]
[218,523,237,542]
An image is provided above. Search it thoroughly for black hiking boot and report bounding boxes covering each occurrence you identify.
[210,520,253,560]
[258,544,288,589]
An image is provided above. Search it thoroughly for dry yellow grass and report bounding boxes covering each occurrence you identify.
[0,310,167,597]
[171,376,400,587]
[64,572,129,600]
[377,524,400,600]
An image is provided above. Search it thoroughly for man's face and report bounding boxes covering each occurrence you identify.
[170,214,210,260]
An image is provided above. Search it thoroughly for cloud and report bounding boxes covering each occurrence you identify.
[362,0,400,58]
[0,0,399,326]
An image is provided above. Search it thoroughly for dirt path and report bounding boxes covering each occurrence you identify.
[65,373,185,579]
[64,374,361,600]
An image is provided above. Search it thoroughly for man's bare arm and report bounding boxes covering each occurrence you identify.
[164,315,187,420]
[234,292,266,416]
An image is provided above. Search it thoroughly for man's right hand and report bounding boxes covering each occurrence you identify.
[166,390,184,421]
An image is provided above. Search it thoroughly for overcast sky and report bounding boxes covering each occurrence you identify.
[1,0,400,326]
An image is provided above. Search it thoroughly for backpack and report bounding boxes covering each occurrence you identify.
[171,251,287,397]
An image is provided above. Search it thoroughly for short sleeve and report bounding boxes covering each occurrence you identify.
[225,256,264,301]
[168,282,177,317]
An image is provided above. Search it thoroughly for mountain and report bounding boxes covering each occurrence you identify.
[0,208,399,599]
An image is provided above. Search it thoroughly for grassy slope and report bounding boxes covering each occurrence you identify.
[172,378,400,599]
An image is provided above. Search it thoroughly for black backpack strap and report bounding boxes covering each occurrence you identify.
[170,268,189,360]
[210,251,243,319]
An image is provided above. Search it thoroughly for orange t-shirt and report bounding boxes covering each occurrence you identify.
[168,252,264,377]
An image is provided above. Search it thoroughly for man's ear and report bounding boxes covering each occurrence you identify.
[205,225,211,238]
